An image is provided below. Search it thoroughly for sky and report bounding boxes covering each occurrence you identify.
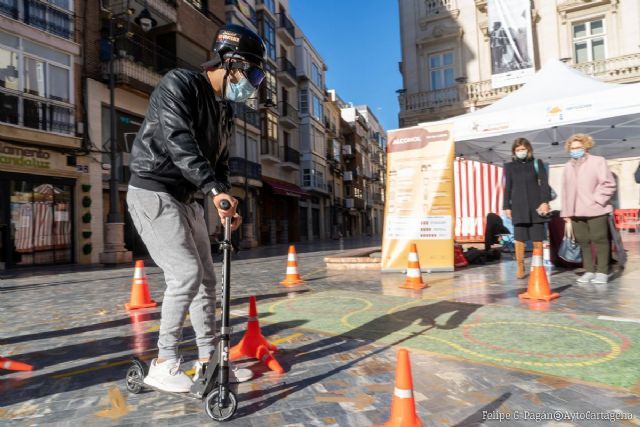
[289,0,402,132]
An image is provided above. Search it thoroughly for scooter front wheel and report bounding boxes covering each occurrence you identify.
[204,389,237,421]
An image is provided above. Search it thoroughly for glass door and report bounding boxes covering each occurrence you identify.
[0,180,7,270]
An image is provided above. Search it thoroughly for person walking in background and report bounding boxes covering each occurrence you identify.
[561,134,617,284]
[503,138,551,279]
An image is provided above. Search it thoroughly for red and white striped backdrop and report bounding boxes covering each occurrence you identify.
[454,159,504,241]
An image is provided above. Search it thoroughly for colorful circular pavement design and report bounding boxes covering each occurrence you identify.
[266,290,640,388]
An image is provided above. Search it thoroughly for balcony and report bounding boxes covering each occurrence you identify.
[224,0,257,27]
[572,53,640,84]
[400,53,640,120]
[261,139,280,164]
[280,145,300,171]
[277,57,297,87]
[0,0,74,39]
[279,102,298,128]
[228,157,262,182]
[104,0,177,25]
[101,34,193,93]
[345,198,354,209]
[277,13,295,45]
[342,144,354,158]
[0,86,75,136]
[234,103,260,129]
[302,176,328,194]
[421,0,459,23]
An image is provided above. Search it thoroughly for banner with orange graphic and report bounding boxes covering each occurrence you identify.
[381,123,455,272]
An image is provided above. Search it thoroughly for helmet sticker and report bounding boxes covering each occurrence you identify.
[217,31,240,45]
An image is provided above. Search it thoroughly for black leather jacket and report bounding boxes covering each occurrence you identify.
[129,69,233,203]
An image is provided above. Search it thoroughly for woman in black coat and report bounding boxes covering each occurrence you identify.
[503,138,552,279]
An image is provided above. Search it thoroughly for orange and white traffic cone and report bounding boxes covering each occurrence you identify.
[401,244,427,290]
[280,245,305,287]
[230,296,284,373]
[372,348,424,427]
[519,248,560,302]
[0,356,33,371]
[454,244,468,268]
[125,260,158,310]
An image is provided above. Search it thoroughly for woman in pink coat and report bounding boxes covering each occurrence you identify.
[561,134,616,284]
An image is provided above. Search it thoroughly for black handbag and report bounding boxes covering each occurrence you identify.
[558,221,582,263]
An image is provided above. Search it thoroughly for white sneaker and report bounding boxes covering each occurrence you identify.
[144,358,193,393]
[193,360,253,383]
[577,272,595,283]
[591,273,609,284]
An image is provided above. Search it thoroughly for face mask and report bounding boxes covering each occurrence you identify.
[225,77,257,102]
[515,151,528,160]
[570,148,585,159]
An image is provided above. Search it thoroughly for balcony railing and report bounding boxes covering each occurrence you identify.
[279,102,299,123]
[228,157,262,181]
[0,0,73,39]
[0,87,74,135]
[282,146,300,164]
[401,53,640,114]
[572,53,640,83]
[234,103,260,128]
[278,57,297,81]
[261,139,279,159]
[277,13,295,39]
[425,0,456,17]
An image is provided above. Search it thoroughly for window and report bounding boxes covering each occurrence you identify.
[311,62,322,87]
[259,14,276,60]
[573,19,605,63]
[261,62,277,104]
[312,94,323,121]
[429,51,455,90]
[299,89,308,113]
[17,0,74,39]
[261,0,275,14]
[0,31,73,134]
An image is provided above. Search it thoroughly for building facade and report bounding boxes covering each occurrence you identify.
[0,0,86,270]
[398,0,640,209]
[82,0,225,264]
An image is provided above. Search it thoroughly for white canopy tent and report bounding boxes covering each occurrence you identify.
[428,59,640,165]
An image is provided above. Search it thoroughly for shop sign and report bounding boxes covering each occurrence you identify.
[0,142,51,169]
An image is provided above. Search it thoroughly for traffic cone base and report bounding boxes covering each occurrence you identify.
[454,244,469,268]
[372,348,424,427]
[230,296,283,373]
[281,245,305,286]
[519,249,559,302]
[125,261,157,310]
[0,356,33,371]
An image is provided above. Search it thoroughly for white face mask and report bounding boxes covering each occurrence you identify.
[515,151,528,160]
[225,77,257,102]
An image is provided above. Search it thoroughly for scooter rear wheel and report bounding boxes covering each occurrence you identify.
[204,389,237,421]
[125,360,146,394]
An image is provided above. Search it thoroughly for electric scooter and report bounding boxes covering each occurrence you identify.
[124,199,239,421]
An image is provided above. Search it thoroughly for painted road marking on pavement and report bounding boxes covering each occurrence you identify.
[598,316,640,324]
[271,332,304,346]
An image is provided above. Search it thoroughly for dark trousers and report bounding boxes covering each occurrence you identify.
[572,215,610,274]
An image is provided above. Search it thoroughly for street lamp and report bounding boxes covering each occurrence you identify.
[241,98,274,249]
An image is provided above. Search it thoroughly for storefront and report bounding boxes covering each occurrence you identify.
[260,176,306,245]
[0,140,88,269]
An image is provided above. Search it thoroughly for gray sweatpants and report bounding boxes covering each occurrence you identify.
[127,187,217,361]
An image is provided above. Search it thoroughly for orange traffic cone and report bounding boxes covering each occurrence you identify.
[125,260,158,310]
[0,356,33,371]
[230,296,284,373]
[373,348,424,427]
[454,244,468,268]
[280,245,305,286]
[519,248,560,302]
[401,244,427,290]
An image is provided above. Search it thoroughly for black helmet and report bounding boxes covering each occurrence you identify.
[202,24,265,70]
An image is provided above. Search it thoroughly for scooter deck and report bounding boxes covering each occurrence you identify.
[128,377,205,401]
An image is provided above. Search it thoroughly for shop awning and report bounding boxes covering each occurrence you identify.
[262,176,308,198]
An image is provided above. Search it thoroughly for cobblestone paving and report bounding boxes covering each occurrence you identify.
[1,236,640,426]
